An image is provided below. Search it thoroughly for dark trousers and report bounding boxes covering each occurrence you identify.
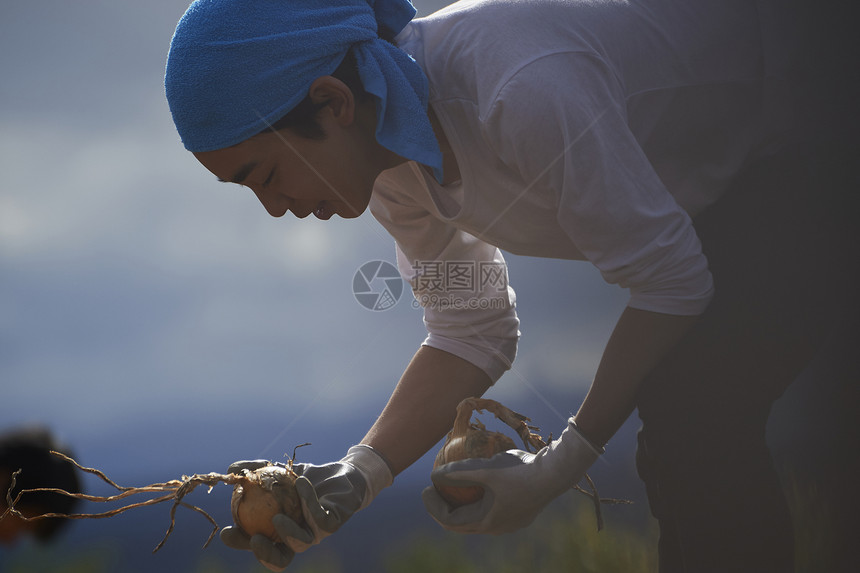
[634,140,858,573]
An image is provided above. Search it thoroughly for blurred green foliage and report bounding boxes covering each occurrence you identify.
[2,544,119,573]
[385,499,657,573]
[783,471,840,573]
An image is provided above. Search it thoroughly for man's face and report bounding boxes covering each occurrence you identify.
[193,119,381,221]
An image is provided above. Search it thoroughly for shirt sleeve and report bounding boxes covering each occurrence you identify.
[484,52,714,315]
[371,173,520,382]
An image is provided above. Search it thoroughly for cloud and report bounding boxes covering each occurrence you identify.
[0,89,405,434]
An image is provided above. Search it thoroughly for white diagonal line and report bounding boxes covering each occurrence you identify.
[475,106,609,240]
[257,316,392,458]
[464,323,612,466]
[469,327,569,425]
[253,109,390,244]
[256,104,613,459]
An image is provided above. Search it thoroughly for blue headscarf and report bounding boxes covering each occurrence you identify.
[165,0,442,181]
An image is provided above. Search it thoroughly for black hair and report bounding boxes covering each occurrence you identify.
[0,426,82,542]
[263,50,369,140]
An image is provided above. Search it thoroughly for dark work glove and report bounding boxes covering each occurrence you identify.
[220,445,393,571]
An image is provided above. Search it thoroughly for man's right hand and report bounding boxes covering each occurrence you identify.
[220,445,393,571]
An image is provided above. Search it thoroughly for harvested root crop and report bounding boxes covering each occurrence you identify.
[0,447,309,552]
[434,397,547,507]
[434,397,631,530]
[230,463,304,540]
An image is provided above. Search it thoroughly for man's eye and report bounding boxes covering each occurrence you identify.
[263,167,275,187]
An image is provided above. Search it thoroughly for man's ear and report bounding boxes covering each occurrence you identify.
[308,76,355,126]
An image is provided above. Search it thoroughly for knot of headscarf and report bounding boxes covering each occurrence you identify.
[165,0,442,181]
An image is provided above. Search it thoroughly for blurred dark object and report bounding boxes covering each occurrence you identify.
[0,425,82,544]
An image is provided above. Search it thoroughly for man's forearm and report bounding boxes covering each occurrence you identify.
[574,307,700,447]
[362,345,494,476]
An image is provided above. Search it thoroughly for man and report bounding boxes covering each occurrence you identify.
[165,1,858,570]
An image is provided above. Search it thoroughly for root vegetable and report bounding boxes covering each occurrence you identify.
[433,398,547,507]
[433,397,633,529]
[230,463,304,540]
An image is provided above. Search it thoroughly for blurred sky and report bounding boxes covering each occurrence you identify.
[0,0,628,484]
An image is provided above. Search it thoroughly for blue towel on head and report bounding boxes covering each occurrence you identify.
[165,0,443,182]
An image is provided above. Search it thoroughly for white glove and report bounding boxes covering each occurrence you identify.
[422,418,603,534]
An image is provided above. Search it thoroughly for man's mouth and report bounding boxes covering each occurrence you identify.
[314,201,333,220]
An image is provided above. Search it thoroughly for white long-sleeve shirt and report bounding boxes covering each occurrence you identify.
[370,0,796,382]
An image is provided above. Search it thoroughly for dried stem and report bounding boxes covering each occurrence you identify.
[1,451,249,553]
[459,398,548,453]
[571,473,634,532]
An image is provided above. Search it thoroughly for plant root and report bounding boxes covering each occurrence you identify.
[0,451,259,552]
[575,472,634,532]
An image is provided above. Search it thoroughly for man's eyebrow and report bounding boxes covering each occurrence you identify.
[217,161,258,184]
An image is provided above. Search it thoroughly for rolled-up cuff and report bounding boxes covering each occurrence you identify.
[343,445,394,509]
[422,333,517,383]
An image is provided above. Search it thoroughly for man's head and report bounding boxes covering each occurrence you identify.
[165,0,444,196]
[191,54,403,221]
[0,426,81,545]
